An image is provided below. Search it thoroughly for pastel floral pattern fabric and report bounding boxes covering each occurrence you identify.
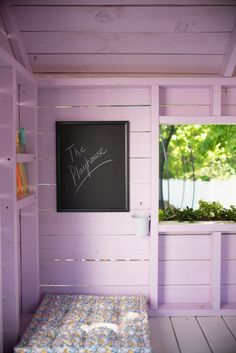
[15,294,152,353]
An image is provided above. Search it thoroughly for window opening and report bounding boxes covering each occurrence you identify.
[159,125,236,212]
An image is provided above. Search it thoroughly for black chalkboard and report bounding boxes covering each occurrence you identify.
[56,121,129,212]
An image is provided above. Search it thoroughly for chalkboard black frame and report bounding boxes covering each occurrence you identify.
[56,121,129,212]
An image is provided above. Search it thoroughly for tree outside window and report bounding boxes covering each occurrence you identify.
[159,125,236,213]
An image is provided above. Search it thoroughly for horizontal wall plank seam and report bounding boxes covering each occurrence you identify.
[158,284,210,287]
[34,71,221,75]
[159,259,211,262]
[39,284,149,287]
[38,105,151,108]
[41,259,150,261]
[39,234,140,237]
[21,29,232,33]
[13,4,236,7]
[27,52,226,56]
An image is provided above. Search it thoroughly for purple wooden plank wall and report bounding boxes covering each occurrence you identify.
[158,234,211,305]
[221,87,236,115]
[0,202,3,353]
[37,83,236,310]
[38,86,151,297]
[221,234,236,304]
[159,86,210,116]
[159,85,236,116]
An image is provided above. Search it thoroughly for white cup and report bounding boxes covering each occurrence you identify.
[132,214,150,236]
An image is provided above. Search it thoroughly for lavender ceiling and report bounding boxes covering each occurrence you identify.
[0,0,236,76]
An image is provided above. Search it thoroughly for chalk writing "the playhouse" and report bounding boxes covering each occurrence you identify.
[64,143,113,197]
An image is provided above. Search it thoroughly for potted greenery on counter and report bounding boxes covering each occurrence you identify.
[159,200,236,223]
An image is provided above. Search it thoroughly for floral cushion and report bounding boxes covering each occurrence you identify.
[14,294,152,353]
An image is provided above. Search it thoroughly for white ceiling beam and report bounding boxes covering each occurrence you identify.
[220,20,236,77]
[0,0,32,71]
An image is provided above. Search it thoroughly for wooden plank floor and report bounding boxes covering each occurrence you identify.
[149,317,236,353]
[21,315,236,353]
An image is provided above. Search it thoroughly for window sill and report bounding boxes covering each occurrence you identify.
[158,221,236,233]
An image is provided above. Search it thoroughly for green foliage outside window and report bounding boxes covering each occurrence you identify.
[159,125,236,221]
[160,125,236,181]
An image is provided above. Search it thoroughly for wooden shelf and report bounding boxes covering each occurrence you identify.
[16,194,36,210]
[16,153,36,163]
